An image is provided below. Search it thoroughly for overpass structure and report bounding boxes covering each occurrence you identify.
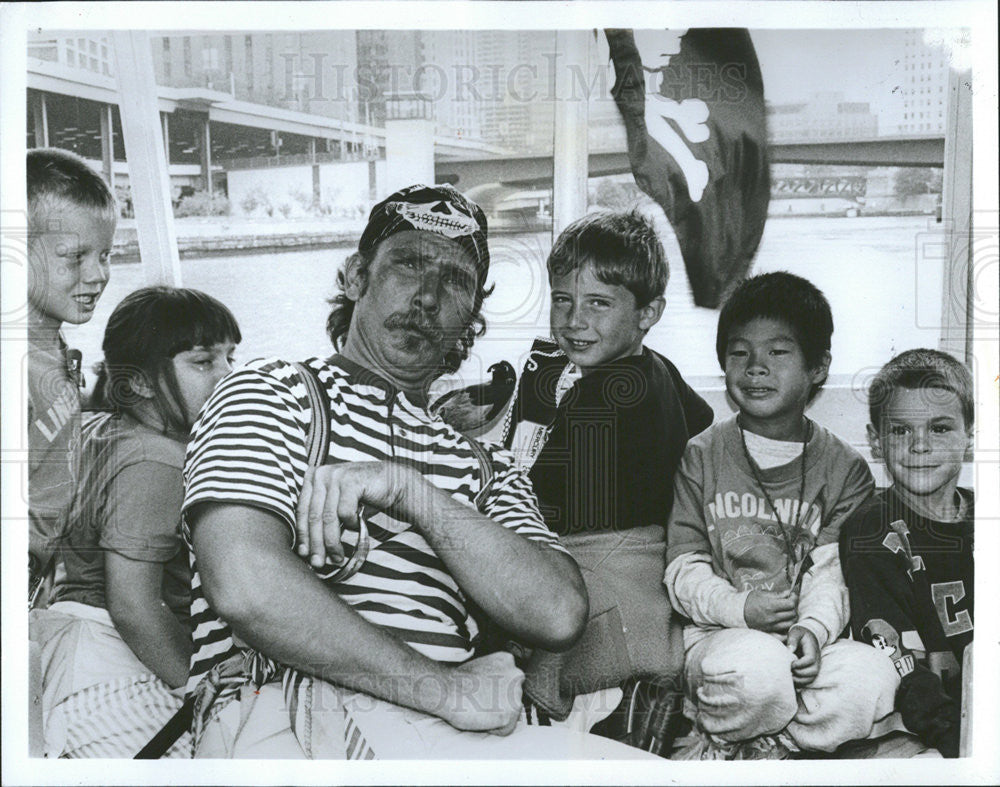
[435,136,945,205]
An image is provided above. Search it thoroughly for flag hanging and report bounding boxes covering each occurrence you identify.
[606,29,770,308]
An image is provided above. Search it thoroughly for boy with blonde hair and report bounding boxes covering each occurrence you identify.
[27,148,116,590]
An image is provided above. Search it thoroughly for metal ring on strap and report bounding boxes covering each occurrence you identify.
[315,504,371,583]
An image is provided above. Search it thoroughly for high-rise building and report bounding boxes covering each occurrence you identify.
[150,32,360,125]
[355,30,424,128]
[475,31,557,153]
[878,29,952,136]
[28,34,114,76]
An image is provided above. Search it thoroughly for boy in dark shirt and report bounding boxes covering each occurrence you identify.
[503,210,713,535]
[840,348,974,757]
[498,210,711,734]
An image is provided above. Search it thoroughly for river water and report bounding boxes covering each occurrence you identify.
[63,214,946,397]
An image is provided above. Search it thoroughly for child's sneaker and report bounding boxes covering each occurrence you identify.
[672,730,738,760]
[672,730,795,760]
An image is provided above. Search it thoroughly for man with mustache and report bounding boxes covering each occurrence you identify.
[181,185,644,759]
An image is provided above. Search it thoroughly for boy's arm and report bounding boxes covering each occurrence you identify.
[794,455,876,646]
[665,443,748,626]
[791,543,847,649]
[679,381,714,438]
[840,506,961,757]
[665,552,750,628]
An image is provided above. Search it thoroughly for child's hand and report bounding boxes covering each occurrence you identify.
[787,626,821,687]
[743,590,798,633]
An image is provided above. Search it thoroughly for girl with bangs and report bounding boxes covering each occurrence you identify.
[31,286,240,758]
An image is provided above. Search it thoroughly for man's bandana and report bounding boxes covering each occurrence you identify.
[359,184,490,280]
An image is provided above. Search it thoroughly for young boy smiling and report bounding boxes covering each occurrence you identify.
[665,271,898,758]
[497,209,711,737]
[503,210,712,535]
[840,349,974,757]
[27,148,116,588]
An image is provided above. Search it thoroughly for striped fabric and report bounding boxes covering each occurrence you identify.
[56,675,191,758]
[182,355,564,706]
[344,711,376,760]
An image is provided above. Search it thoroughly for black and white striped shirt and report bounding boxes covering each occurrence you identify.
[182,354,563,697]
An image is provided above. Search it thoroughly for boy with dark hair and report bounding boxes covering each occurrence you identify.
[504,209,713,534]
[666,271,898,758]
[499,210,711,736]
[27,148,116,589]
[840,348,974,757]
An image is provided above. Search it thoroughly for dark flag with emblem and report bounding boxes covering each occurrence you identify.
[606,28,770,308]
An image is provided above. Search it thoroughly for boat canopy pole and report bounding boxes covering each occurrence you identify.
[552,30,591,240]
[111,31,182,286]
[939,66,973,363]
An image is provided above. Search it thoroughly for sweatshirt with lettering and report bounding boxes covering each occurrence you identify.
[839,487,973,757]
[665,416,874,651]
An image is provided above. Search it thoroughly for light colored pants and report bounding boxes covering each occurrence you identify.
[29,601,189,758]
[196,681,659,760]
[684,629,900,752]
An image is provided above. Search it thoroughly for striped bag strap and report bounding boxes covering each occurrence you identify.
[292,361,369,584]
[292,361,331,466]
[463,433,495,509]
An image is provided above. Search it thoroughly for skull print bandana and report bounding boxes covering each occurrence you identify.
[359,184,490,280]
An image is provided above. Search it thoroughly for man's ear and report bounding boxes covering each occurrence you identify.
[866,423,883,460]
[810,351,832,387]
[343,253,367,302]
[638,296,666,331]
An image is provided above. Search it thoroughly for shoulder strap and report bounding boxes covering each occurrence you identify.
[464,434,495,509]
[292,361,370,585]
[292,361,331,466]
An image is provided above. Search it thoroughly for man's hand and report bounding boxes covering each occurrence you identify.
[787,626,821,687]
[294,461,421,570]
[743,590,798,633]
[440,652,525,736]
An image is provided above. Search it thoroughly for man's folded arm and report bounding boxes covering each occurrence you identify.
[190,501,465,718]
[403,479,588,652]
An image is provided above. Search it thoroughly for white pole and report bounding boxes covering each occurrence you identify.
[111,30,183,286]
[551,31,591,241]
[939,67,973,362]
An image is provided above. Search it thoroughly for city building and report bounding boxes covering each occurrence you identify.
[878,29,953,136]
[767,92,879,143]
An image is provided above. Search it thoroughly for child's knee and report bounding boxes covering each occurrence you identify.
[687,630,796,738]
[825,639,900,709]
[786,640,902,751]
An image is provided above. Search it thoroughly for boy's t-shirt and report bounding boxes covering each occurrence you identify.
[503,339,714,536]
[28,329,82,567]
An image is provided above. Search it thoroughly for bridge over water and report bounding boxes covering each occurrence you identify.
[434,136,943,208]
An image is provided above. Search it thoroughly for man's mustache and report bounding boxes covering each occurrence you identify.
[384,312,445,343]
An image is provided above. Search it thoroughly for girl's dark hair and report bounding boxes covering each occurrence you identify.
[91,286,241,432]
